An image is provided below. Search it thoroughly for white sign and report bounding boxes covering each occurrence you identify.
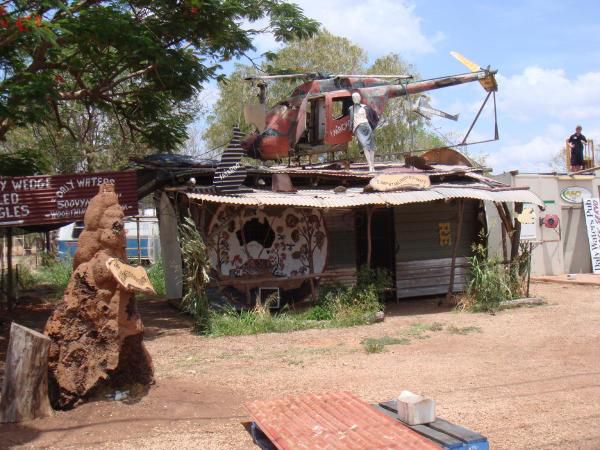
[518,204,538,241]
[583,198,600,274]
[561,186,592,204]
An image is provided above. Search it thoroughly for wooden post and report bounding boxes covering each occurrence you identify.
[510,202,523,263]
[446,200,465,304]
[45,231,51,253]
[6,227,13,312]
[0,323,53,423]
[366,206,374,267]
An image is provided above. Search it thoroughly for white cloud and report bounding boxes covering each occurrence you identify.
[294,0,443,56]
[498,67,600,122]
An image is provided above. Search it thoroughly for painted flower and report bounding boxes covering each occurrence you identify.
[285,214,299,228]
[315,230,325,249]
[291,229,300,242]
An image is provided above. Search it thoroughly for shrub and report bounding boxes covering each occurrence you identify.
[208,266,392,337]
[146,260,166,297]
[460,242,514,312]
[16,264,36,289]
[179,217,211,334]
[34,258,73,291]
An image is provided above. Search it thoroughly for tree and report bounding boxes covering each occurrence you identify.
[203,30,446,159]
[0,0,319,156]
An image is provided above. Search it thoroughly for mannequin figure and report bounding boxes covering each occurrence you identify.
[349,92,377,172]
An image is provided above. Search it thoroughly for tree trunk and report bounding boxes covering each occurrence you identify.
[0,323,53,423]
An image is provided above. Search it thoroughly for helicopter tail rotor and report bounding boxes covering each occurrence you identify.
[450,51,498,92]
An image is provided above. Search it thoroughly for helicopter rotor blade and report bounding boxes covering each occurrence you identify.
[450,51,482,72]
[418,106,459,122]
[450,51,498,92]
[335,74,413,80]
[244,73,320,82]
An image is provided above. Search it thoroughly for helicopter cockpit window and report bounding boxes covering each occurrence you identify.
[331,97,352,120]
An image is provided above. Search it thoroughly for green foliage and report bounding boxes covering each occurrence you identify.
[361,336,409,353]
[208,267,391,337]
[209,307,314,337]
[34,258,73,291]
[146,260,166,297]
[0,0,318,161]
[447,325,482,335]
[179,217,211,333]
[0,147,49,176]
[460,241,520,312]
[16,264,36,289]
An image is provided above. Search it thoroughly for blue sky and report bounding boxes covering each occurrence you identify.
[200,0,600,173]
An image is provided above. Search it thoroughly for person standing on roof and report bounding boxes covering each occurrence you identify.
[349,92,378,172]
[568,125,588,172]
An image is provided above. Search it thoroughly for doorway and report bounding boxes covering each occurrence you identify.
[356,208,396,299]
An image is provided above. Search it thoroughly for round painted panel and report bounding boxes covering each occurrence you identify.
[208,206,328,278]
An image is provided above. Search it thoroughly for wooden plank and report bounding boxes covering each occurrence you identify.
[0,323,53,423]
[411,424,465,449]
[428,418,487,444]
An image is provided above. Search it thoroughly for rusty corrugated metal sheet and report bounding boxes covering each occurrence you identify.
[186,185,544,208]
[0,171,138,228]
[245,391,441,450]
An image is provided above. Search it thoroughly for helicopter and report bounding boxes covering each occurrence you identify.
[240,52,498,161]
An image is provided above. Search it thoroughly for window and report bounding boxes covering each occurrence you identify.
[331,97,352,120]
[73,221,85,239]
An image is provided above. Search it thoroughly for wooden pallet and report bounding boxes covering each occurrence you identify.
[375,400,489,450]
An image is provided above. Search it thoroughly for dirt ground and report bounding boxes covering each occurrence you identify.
[2,281,600,449]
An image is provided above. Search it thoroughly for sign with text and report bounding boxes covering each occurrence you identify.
[583,198,600,274]
[366,174,431,192]
[106,258,156,295]
[0,171,138,227]
[518,204,538,241]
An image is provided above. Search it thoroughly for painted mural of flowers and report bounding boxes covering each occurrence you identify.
[208,206,327,280]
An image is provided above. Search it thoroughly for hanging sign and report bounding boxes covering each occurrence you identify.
[560,186,591,204]
[106,258,156,295]
[366,174,430,192]
[518,204,538,241]
[0,171,138,227]
[583,198,600,274]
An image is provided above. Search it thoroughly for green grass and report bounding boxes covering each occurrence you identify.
[208,267,390,337]
[361,336,410,353]
[447,325,482,335]
[146,260,166,296]
[33,258,73,291]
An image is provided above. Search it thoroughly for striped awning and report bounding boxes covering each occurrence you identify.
[186,185,544,208]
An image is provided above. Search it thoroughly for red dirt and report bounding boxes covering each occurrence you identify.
[2,282,600,449]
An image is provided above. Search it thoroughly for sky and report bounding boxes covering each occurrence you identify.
[203,0,600,174]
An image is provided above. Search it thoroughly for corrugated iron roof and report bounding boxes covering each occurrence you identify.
[245,391,441,450]
[186,184,544,208]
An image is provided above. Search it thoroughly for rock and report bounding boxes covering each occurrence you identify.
[396,390,435,425]
[114,390,129,401]
[374,311,385,322]
[44,184,153,410]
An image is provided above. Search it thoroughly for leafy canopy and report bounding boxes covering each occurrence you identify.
[0,0,319,152]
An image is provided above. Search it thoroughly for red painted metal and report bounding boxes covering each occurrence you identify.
[0,170,138,228]
[245,391,441,449]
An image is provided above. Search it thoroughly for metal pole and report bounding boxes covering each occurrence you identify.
[7,227,14,312]
[526,241,532,298]
[136,217,141,264]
